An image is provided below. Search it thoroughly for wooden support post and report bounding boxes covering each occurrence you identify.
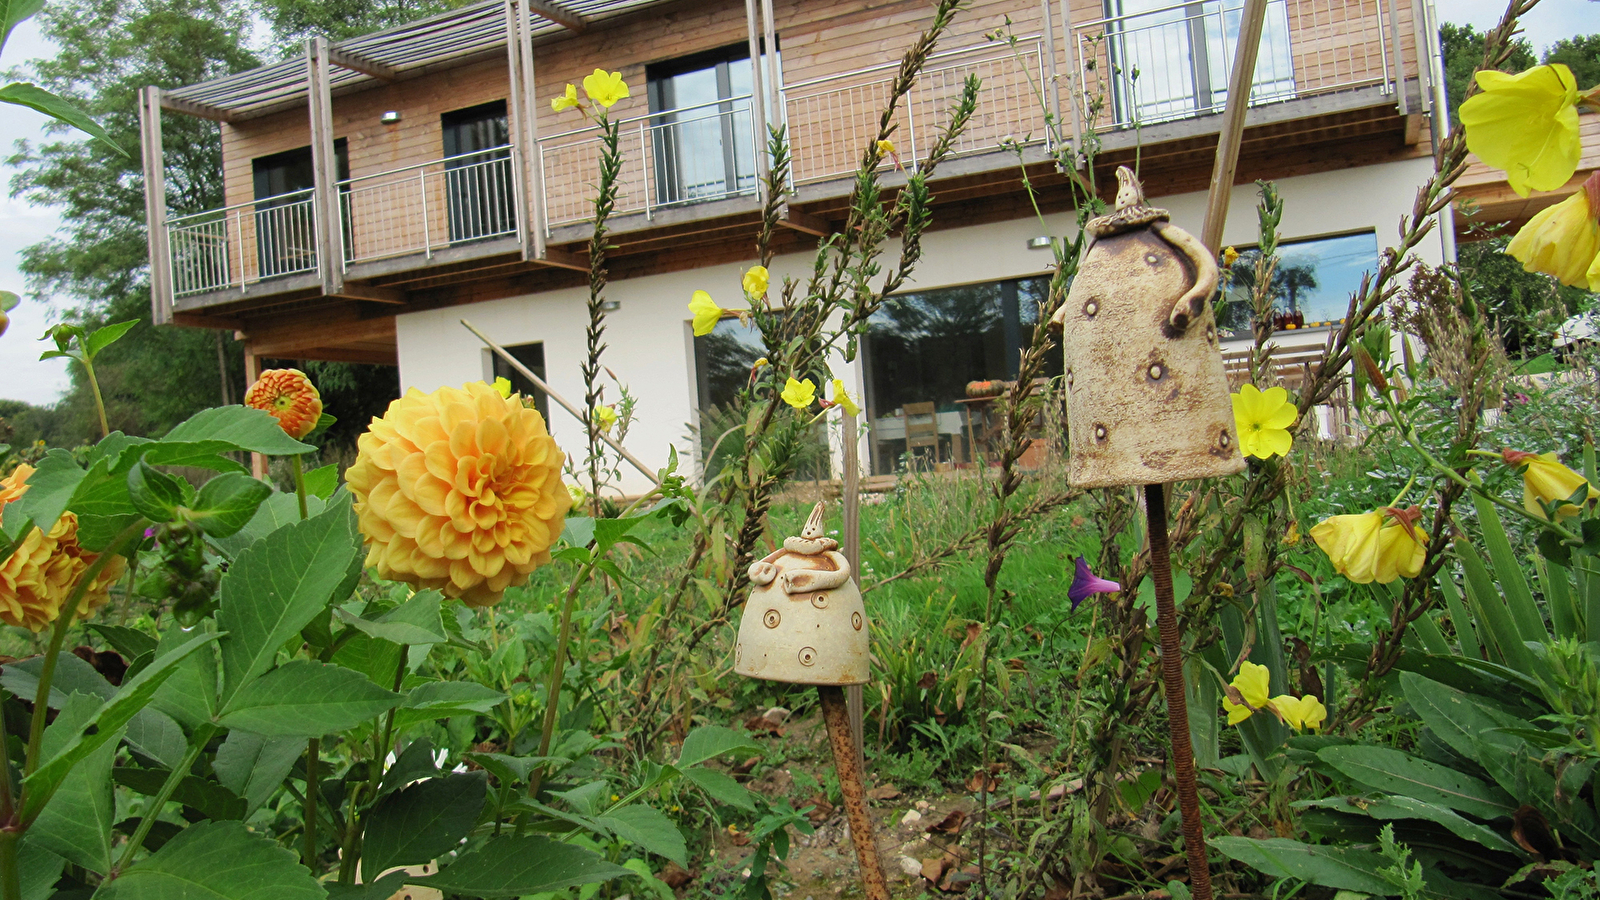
[516,0,552,261]
[1039,0,1062,150]
[760,0,780,134]
[1198,0,1270,255]
[505,0,534,255]
[841,409,866,775]
[306,37,343,297]
[1057,0,1085,165]
[243,346,267,478]
[139,86,173,326]
[743,0,769,196]
[1387,0,1408,115]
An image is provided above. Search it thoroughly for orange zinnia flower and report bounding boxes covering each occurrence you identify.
[245,368,324,439]
[0,465,127,631]
[345,382,569,607]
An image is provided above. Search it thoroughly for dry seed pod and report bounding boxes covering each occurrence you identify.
[1050,166,1245,487]
[733,501,869,686]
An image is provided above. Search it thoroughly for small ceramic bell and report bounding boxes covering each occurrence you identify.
[1049,166,1246,488]
[734,502,869,686]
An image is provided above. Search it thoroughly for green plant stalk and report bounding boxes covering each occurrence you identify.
[340,643,410,883]
[81,354,110,440]
[0,829,19,900]
[303,737,321,869]
[0,691,12,822]
[25,520,145,775]
[291,454,309,520]
[113,726,213,875]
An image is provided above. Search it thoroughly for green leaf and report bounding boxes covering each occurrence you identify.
[21,629,219,821]
[0,290,16,313]
[562,515,595,548]
[413,835,631,897]
[361,773,488,877]
[393,681,506,728]
[9,447,85,536]
[682,766,755,811]
[1317,745,1516,820]
[189,473,273,538]
[1295,795,1519,855]
[17,836,64,900]
[84,318,138,359]
[598,804,688,865]
[147,622,219,730]
[1467,493,1547,645]
[1212,837,1394,893]
[335,590,447,646]
[0,82,127,156]
[303,463,338,500]
[677,725,762,768]
[379,738,439,796]
[128,461,190,523]
[87,623,157,660]
[1456,538,1537,673]
[94,820,322,900]
[161,405,314,457]
[324,873,409,900]
[113,767,246,821]
[28,692,121,873]
[211,490,327,558]
[211,731,304,817]
[1,0,45,53]
[0,652,186,766]
[217,659,399,737]
[216,500,361,706]
[1401,671,1526,765]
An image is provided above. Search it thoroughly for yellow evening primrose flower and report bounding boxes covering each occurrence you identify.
[551,83,582,113]
[582,69,630,109]
[1506,177,1600,291]
[877,139,895,155]
[593,404,619,434]
[1460,64,1581,197]
[781,377,816,410]
[830,378,860,417]
[1231,384,1296,459]
[1272,694,1327,732]
[1222,246,1240,267]
[1310,507,1427,585]
[688,289,724,336]
[742,265,769,297]
[1222,661,1271,725]
[1502,448,1599,519]
[493,376,513,399]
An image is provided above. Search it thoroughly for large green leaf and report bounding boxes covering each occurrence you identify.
[1401,671,1525,766]
[160,405,313,456]
[189,473,273,538]
[335,590,447,646]
[1295,795,1519,855]
[1317,745,1516,820]
[212,731,305,817]
[22,630,219,821]
[17,837,64,900]
[392,680,507,728]
[677,725,762,768]
[94,820,322,900]
[361,773,488,877]
[27,692,121,873]
[216,500,361,706]
[682,766,754,811]
[113,767,246,821]
[598,804,688,865]
[7,447,85,536]
[84,319,138,359]
[1,652,187,767]
[217,660,399,737]
[1467,492,1546,645]
[1213,837,1392,893]
[413,836,631,897]
[2,0,47,55]
[1456,538,1537,673]
[211,491,327,558]
[0,82,126,156]
[147,622,219,730]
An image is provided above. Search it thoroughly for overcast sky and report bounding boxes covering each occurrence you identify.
[0,0,1596,408]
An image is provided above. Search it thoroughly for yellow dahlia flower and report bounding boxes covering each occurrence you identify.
[1460,64,1581,197]
[1310,507,1427,584]
[1506,176,1600,291]
[346,382,569,607]
[0,465,127,631]
[245,368,323,440]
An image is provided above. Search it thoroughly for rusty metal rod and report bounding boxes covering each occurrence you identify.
[1145,483,1212,899]
[819,685,889,900]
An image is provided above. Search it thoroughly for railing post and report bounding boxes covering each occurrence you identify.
[234,208,246,293]
[1374,0,1395,99]
[641,121,652,221]
[420,168,432,258]
[743,0,769,200]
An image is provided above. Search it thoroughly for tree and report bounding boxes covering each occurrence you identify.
[1438,22,1535,126]
[1543,34,1600,89]
[249,0,472,52]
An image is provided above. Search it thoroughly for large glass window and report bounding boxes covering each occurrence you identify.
[693,317,828,479]
[441,100,516,243]
[488,342,550,423]
[862,277,1058,475]
[1106,0,1295,127]
[1215,231,1380,337]
[251,140,347,277]
[646,44,766,205]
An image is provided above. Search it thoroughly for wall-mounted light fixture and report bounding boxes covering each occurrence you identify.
[1027,235,1052,250]
[380,110,401,124]
[600,300,621,312]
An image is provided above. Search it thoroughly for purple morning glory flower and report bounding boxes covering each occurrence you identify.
[1068,556,1120,611]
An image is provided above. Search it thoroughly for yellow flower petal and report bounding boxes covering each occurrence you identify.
[1310,509,1427,584]
[688,289,724,337]
[1506,186,1600,290]
[551,83,582,113]
[1461,64,1581,197]
[581,69,630,109]
[877,139,896,155]
[593,404,619,434]
[742,265,769,297]
[1508,450,1599,519]
[1231,384,1296,459]
[493,376,513,399]
[830,378,860,417]
[781,377,816,410]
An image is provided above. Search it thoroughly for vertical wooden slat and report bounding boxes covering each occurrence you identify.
[760,0,780,132]
[1057,0,1084,164]
[505,0,534,257]
[140,86,173,325]
[518,0,550,259]
[743,0,769,195]
[243,346,267,478]
[307,37,343,296]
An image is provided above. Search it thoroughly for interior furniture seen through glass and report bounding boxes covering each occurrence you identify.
[1215,231,1380,338]
[692,316,829,480]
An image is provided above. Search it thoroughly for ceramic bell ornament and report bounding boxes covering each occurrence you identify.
[734,502,888,900]
[1050,165,1245,488]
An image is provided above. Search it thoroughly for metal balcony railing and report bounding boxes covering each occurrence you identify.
[783,38,1051,185]
[340,147,523,264]
[537,95,759,228]
[166,190,318,297]
[1073,0,1393,132]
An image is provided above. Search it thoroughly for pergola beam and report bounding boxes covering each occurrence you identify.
[526,0,586,31]
[160,93,234,122]
[327,47,398,81]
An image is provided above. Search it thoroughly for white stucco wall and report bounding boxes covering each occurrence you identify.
[396,154,1443,496]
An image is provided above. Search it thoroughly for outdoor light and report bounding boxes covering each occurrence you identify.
[380,110,401,124]
[600,300,620,312]
[1027,235,1052,249]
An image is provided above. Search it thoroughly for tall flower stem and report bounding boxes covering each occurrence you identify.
[581,116,622,504]
[82,357,110,440]
[113,726,213,875]
[291,454,309,520]
[303,737,321,869]
[0,830,19,900]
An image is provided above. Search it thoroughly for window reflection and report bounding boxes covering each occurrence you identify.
[1216,232,1380,338]
[692,317,828,479]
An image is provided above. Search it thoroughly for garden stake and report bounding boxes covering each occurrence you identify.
[733,502,886,900]
[1050,168,1243,900]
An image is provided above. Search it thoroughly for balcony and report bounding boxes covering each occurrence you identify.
[154,0,1417,317]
